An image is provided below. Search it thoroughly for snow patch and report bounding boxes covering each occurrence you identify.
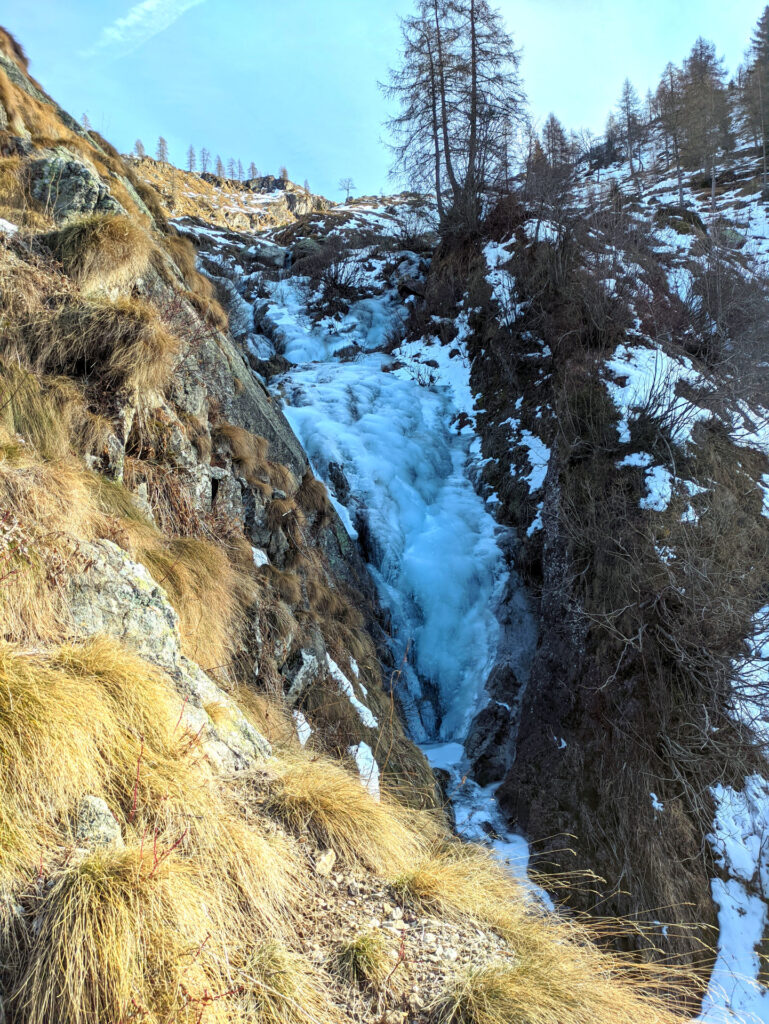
[326,655,378,729]
[292,710,312,747]
[349,741,381,801]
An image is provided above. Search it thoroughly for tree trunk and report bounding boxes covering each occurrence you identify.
[673,134,684,209]
[432,0,460,201]
[426,38,445,221]
[463,0,480,226]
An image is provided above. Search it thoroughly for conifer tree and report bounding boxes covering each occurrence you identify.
[383,0,525,231]
[200,148,211,173]
[604,113,622,163]
[617,78,641,180]
[739,7,769,188]
[227,158,236,179]
[657,63,686,207]
[237,159,244,181]
[80,113,92,131]
[156,136,169,163]
[134,139,146,159]
[215,155,225,177]
[187,145,196,173]
[542,113,570,168]
[680,38,732,205]
[248,161,259,179]
[279,165,289,180]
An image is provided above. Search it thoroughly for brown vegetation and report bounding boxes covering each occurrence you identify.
[41,214,153,294]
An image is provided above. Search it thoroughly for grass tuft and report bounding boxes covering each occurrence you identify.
[266,751,436,876]
[334,931,391,989]
[19,295,180,398]
[240,941,345,1024]
[40,213,153,294]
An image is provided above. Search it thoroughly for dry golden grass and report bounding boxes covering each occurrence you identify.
[20,295,180,398]
[240,940,346,1024]
[84,467,259,679]
[216,423,270,482]
[261,565,304,607]
[429,956,696,1024]
[11,848,230,1024]
[158,234,229,330]
[334,931,391,989]
[185,287,229,330]
[0,637,195,884]
[0,27,28,68]
[41,214,153,294]
[265,750,436,875]
[0,434,108,645]
[0,374,255,669]
[231,686,299,747]
[0,632,301,904]
[296,470,331,522]
[267,461,299,495]
[399,844,700,1024]
[137,534,255,677]
[164,232,200,283]
[0,361,110,461]
[0,631,319,1024]
[0,153,51,229]
[133,178,170,229]
[0,426,253,667]
[88,475,256,676]
[0,155,23,207]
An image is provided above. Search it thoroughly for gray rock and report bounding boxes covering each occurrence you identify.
[69,539,271,771]
[249,238,287,269]
[465,701,514,787]
[713,223,747,250]
[314,849,337,877]
[76,795,124,849]
[292,237,323,263]
[29,152,125,222]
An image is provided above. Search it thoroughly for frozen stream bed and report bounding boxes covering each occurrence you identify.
[257,259,539,879]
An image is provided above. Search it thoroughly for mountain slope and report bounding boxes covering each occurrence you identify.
[0,24,710,1024]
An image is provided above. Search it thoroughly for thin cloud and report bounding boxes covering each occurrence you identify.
[82,0,207,57]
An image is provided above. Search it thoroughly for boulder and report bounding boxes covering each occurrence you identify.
[29,152,125,222]
[76,795,124,849]
[292,237,323,263]
[249,238,286,268]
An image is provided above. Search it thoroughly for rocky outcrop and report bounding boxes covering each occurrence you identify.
[69,539,271,772]
[29,151,125,222]
[132,159,330,233]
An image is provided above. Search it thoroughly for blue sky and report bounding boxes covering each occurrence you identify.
[3,0,766,197]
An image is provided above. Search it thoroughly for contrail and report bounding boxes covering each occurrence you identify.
[82,0,207,57]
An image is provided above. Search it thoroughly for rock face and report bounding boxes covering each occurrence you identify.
[69,539,271,772]
[29,152,125,222]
